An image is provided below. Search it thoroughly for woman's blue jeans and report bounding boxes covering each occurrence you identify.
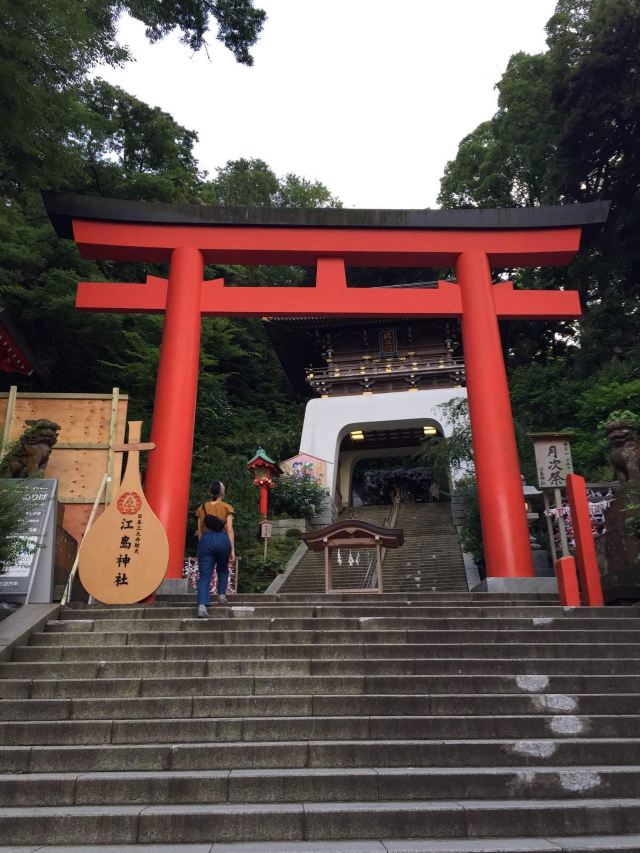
[196,532,231,605]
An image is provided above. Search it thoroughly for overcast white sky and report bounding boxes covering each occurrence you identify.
[97,0,558,209]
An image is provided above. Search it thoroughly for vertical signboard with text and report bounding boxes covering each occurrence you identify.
[532,434,574,490]
[0,479,57,603]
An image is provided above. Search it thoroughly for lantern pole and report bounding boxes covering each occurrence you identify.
[246,448,282,557]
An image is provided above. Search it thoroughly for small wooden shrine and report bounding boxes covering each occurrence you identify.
[303,519,404,593]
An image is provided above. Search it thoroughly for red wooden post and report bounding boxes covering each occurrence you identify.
[455,251,534,579]
[566,473,604,606]
[555,556,581,607]
[259,484,269,518]
[144,245,204,579]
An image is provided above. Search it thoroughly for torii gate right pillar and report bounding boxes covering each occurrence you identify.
[456,251,534,578]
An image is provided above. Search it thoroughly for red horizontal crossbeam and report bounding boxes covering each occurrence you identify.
[491,281,581,320]
[71,219,582,268]
[76,275,581,320]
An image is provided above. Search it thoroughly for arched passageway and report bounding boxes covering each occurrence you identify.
[298,387,466,516]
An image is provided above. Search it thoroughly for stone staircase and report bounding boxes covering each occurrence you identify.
[2,593,640,850]
[381,502,468,593]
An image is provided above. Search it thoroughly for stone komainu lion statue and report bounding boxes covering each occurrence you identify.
[605,420,640,483]
[0,419,61,478]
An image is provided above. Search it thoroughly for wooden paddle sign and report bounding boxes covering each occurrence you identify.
[78,421,168,603]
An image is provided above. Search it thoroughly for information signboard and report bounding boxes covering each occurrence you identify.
[531,433,574,489]
[0,479,57,602]
[260,521,273,539]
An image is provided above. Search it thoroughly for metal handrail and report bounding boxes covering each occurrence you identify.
[362,550,377,589]
[384,490,402,529]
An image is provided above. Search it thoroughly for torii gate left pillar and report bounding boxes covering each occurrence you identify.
[43,193,609,585]
[143,245,203,568]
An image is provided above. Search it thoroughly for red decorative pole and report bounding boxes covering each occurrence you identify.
[247,448,282,519]
[144,245,204,578]
[566,473,604,605]
[555,555,581,607]
[455,251,535,579]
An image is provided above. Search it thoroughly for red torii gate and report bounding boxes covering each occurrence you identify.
[44,193,609,584]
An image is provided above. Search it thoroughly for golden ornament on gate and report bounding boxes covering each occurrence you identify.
[78,421,168,603]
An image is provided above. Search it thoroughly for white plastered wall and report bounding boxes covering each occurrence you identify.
[299,387,468,504]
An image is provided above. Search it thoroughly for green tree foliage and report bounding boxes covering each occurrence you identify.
[454,478,484,563]
[0,0,338,580]
[439,0,640,480]
[418,397,541,561]
[202,158,341,209]
[0,0,265,196]
[125,0,266,58]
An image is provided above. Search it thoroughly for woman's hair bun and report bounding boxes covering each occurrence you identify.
[209,480,222,498]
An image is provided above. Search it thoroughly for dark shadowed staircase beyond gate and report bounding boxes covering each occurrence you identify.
[279,502,468,594]
[2,592,640,850]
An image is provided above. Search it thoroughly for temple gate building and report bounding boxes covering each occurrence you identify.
[265,307,466,510]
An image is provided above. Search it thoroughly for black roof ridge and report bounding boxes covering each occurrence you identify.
[42,191,610,241]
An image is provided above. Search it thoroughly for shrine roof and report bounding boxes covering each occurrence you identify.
[0,307,41,377]
[247,447,281,473]
[247,447,278,466]
[303,519,404,550]
[43,192,610,241]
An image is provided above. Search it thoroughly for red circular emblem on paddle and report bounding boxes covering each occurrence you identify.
[117,491,142,514]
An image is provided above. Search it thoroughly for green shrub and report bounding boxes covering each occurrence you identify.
[270,472,327,521]
[455,476,484,563]
[239,535,301,592]
[285,527,302,539]
[600,410,640,429]
[0,480,38,573]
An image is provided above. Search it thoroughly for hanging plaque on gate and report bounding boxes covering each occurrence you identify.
[78,421,168,603]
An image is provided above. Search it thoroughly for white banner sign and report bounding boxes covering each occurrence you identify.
[533,437,574,489]
[260,521,273,539]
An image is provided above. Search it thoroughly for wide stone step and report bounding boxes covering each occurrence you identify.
[20,629,640,660]
[1,797,639,844]
[5,738,640,773]
[5,835,637,852]
[65,601,539,613]
[6,672,640,700]
[1,714,638,746]
[3,692,640,722]
[52,603,640,618]
[194,837,640,853]
[52,615,630,634]
[153,592,559,602]
[3,765,640,807]
[26,627,640,650]
[16,629,640,654]
[34,618,640,634]
[6,655,640,680]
